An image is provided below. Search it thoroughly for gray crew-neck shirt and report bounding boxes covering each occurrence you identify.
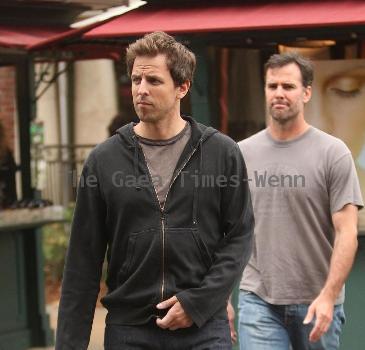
[138,122,191,208]
[238,126,363,305]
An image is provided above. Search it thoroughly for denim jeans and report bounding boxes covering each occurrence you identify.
[238,291,345,350]
[104,318,232,350]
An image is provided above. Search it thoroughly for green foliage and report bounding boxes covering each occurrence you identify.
[42,203,74,282]
[42,202,107,283]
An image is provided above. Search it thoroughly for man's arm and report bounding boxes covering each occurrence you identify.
[157,143,254,329]
[304,203,358,342]
[56,154,107,349]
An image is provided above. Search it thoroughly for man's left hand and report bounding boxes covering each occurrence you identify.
[227,300,238,344]
[156,296,193,330]
[303,292,335,342]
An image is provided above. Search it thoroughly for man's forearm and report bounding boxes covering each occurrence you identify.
[321,229,358,301]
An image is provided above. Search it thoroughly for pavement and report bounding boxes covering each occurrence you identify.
[29,302,107,350]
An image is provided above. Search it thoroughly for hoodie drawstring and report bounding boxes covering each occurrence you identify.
[192,138,203,226]
[132,136,142,191]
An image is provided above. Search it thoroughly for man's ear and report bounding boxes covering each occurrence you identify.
[303,85,312,104]
[177,80,190,99]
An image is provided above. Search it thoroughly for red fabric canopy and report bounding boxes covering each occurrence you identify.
[0,25,76,49]
[84,1,365,38]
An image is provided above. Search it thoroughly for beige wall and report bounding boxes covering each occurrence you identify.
[74,59,118,145]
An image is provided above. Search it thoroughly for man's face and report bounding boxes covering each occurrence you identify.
[131,54,186,124]
[265,63,311,124]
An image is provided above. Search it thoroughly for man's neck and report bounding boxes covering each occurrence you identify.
[134,115,187,140]
[268,117,309,141]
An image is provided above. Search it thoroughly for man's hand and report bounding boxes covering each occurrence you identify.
[156,296,193,331]
[303,204,358,343]
[303,292,335,342]
[227,301,238,344]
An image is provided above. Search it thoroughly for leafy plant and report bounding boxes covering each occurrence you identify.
[42,203,74,282]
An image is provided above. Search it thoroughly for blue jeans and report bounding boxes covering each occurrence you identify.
[238,291,345,350]
[104,318,232,350]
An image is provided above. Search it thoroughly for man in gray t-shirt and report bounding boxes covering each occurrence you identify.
[234,53,363,350]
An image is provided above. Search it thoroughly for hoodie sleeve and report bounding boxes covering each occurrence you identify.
[56,153,107,350]
[177,143,254,327]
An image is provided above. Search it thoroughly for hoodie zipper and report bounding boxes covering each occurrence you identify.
[139,139,203,303]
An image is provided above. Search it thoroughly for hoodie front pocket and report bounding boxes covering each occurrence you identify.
[118,236,136,280]
[112,228,161,305]
[165,228,213,293]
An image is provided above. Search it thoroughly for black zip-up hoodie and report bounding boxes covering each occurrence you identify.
[56,117,254,349]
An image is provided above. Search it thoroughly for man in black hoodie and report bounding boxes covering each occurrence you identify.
[56,31,254,350]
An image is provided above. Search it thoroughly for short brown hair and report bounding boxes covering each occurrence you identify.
[264,52,314,87]
[126,31,196,86]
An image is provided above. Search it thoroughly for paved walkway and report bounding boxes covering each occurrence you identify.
[29,302,106,350]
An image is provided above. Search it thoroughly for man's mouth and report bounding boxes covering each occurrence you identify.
[272,103,287,109]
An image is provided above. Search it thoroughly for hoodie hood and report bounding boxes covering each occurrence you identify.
[116,116,217,194]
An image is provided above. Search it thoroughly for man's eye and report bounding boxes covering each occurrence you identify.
[132,78,141,84]
[283,84,295,90]
[268,84,277,90]
[149,79,161,85]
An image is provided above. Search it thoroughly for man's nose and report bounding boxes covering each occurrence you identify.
[274,86,284,98]
[137,79,149,95]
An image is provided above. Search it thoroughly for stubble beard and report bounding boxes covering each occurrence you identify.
[136,103,178,125]
[269,105,299,125]
[134,103,159,124]
[137,111,158,123]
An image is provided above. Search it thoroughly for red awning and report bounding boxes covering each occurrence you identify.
[0,25,75,50]
[0,24,125,61]
[84,1,365,38]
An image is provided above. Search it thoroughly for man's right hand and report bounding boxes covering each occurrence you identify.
[156,296,193,331]
[227,300,238,344]
[303,291,335,342]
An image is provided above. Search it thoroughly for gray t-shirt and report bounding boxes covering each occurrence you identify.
[238,126,363,305]
[138,122,191,208]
